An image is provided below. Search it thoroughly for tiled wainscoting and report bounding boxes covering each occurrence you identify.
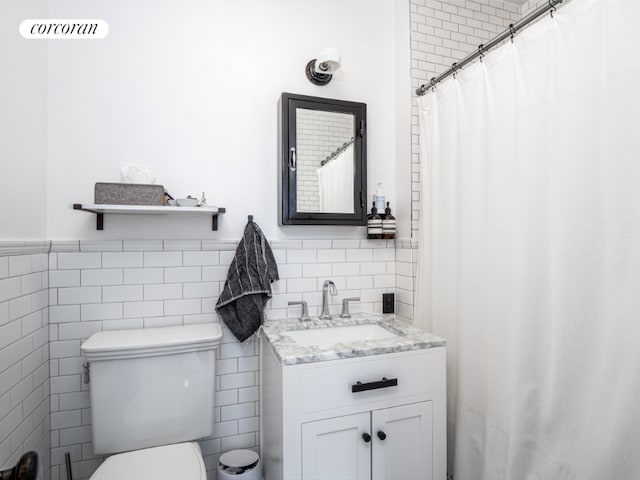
[0,247,51,480]
[46,238,399,480]
[0,237,415,480]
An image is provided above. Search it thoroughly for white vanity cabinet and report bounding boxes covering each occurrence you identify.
[301,412,371,480]
[370,401,433,480]
[301,401,433,480]
[260,341,446,480]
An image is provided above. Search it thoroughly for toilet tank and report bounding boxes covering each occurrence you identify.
[81,324,222,454]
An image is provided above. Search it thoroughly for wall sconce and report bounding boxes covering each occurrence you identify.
[305,47,341,86]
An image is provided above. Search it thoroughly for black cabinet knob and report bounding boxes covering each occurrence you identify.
[377,431,387,441]
[362,433,372,443]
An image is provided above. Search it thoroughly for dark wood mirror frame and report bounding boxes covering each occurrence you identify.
[278,92,367,226]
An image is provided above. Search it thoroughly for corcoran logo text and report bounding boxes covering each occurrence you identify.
[20,19,109,39]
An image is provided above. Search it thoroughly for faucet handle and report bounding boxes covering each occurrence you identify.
[288,301,311,321]
[339,297,360,318]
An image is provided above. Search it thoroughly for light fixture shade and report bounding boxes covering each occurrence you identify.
[314,47,341,74]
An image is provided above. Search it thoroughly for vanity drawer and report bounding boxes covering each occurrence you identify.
[298,351,434,414]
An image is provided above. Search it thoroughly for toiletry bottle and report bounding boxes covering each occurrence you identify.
[367,202,383,239]
[375,183,386,211]
[383,202,396,239]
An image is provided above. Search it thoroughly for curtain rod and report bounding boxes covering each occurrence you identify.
[416,0,563,96]
[320,137,354,166]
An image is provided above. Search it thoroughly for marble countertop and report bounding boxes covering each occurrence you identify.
[259,313,446,366]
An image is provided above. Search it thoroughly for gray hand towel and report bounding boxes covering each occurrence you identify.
[215,220,279,342]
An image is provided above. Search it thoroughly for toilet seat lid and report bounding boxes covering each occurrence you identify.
[90,442,206,480]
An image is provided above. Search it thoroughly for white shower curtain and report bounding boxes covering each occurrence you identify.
[317,144,354,213]
[416,0,640,478]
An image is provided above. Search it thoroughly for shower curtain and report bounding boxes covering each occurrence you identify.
[317,143,354,213]
[416,0,640,478]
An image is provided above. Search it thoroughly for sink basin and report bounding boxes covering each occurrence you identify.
[283,323,398,349]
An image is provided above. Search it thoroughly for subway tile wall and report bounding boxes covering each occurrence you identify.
[395,239,419,323]
[521,0,562,15]
[0,252,50,480]
[47,238,395,480]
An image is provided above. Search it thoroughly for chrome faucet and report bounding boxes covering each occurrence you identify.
[319,280,337,320]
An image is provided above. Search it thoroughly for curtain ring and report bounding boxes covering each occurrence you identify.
[478,44,485,62]
[452,62,458,79]
[509,24,516,42]
[549,0,557,17]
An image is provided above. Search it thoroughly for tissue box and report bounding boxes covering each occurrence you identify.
[94,183,165,206]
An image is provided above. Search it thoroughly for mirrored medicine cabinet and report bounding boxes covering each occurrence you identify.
[278,92,367,226]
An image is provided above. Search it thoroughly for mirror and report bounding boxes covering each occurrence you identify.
[279,92,367,226]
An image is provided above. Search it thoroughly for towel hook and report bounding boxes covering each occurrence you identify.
[248,215,254,222]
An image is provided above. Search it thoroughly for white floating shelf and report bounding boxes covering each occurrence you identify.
[72,203,226,231]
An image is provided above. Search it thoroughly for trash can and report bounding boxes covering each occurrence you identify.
[217,449,261,480]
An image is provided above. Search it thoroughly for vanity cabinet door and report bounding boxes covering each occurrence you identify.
[371,402,433,480]
[301,413,371,480]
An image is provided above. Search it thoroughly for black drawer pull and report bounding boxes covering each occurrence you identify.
[351,377,398,393]
[362,433,372,443]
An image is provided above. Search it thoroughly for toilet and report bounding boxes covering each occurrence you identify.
[80,323,223,480]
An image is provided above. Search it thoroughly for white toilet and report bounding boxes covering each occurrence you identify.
[80,323,223,480]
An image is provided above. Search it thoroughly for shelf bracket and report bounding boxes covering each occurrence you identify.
[212,215,218,231]
[74,204,105,230]
[212,207,226,231]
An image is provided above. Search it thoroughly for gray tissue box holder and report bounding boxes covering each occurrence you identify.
[94,182,165,206]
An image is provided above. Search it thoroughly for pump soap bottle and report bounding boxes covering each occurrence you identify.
[383,202,396,239]
[367,202,383,239]
[374,183,386,211]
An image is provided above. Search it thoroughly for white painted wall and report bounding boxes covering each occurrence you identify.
[0,1,47,241]
[46,0,410,241]
[392,0,412,240]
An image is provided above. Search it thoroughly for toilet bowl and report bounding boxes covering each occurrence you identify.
[89,442,206,480]
[81,324,222,480]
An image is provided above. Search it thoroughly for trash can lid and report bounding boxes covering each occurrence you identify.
[219,449,259,468]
